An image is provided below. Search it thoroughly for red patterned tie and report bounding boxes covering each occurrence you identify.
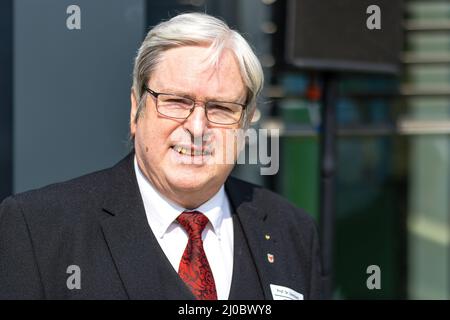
[177,211,217,300]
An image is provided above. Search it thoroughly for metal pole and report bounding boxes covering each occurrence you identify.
[319,72,338,299]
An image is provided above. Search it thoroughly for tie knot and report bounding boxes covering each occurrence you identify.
[177,211,209,239]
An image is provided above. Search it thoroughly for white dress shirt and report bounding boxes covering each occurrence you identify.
[134,157,234,300]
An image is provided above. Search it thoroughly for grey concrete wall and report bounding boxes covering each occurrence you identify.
[14,0,145,193]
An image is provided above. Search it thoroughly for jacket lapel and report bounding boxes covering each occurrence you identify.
[225,178,282,300]
[99,153,194,300]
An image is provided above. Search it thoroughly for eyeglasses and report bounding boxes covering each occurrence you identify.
[144,85,246,125]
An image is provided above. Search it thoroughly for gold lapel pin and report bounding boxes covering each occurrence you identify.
[265,234,271,240]
[267,253,274,263]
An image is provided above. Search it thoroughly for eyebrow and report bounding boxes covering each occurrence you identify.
[156,86,247,104]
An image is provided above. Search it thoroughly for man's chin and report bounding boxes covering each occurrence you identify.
[168,178,210,196]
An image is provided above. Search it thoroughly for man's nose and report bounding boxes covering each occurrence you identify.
[183,104,208,138]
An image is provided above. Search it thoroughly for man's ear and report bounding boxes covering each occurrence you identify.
[130,88,138,137]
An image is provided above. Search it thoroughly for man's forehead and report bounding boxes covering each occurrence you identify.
[150,46,246,100]
[156,46,240,76]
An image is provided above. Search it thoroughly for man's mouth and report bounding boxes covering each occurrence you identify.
[171,144,213,156]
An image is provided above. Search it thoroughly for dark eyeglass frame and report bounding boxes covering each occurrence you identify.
[143,85,247,125]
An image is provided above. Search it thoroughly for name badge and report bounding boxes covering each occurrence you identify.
[270,284,304,300]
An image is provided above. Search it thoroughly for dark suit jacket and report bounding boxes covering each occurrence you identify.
[0,153,324,299]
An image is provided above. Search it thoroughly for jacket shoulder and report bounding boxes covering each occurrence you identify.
[9,165,113,209]
[7,153,133,210]
[226,176,317,230]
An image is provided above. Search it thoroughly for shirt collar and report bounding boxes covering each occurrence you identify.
[193,184,226,238]
[134,156,226,239]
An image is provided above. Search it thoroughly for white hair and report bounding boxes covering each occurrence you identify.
[132,12,264,126]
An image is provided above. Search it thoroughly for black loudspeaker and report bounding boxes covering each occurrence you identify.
[286,0,403,73]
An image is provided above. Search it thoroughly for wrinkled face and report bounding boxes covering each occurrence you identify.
[130,45,248,207]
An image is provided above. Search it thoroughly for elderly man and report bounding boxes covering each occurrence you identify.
[0,13,323,300]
